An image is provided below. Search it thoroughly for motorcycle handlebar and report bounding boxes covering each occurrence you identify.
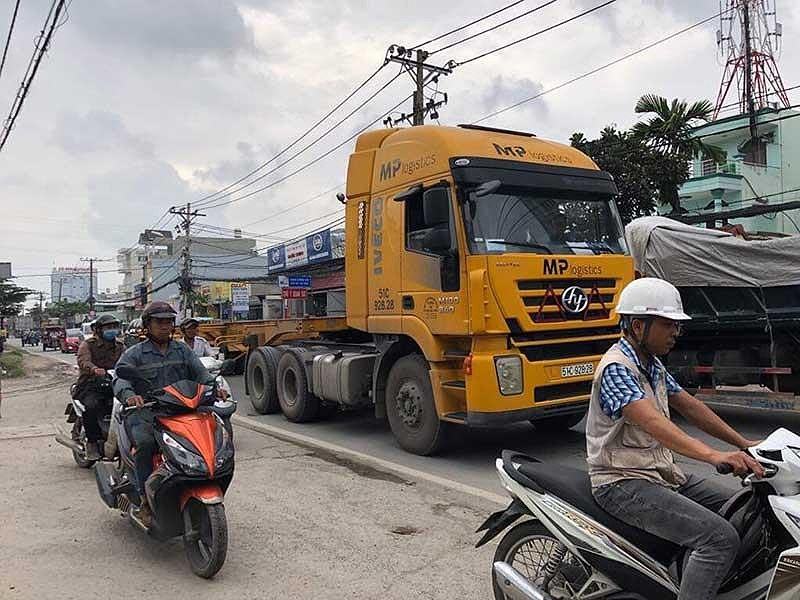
[122,401,156,414]
[716,463,734,475]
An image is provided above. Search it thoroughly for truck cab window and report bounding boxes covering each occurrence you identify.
[405,187,453,256]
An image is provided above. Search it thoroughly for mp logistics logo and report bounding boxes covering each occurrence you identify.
[561,286,589,314]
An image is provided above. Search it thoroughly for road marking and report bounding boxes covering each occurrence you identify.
[232,414,508,507]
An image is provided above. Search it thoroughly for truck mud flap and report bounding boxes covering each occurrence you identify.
[475,498,531,548]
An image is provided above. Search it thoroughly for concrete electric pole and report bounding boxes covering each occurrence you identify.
[80,257,110,314]
[169,202,206,317]
[384,45,452,127]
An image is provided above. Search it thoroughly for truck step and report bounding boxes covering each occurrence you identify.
[443,350,469,360]
[442,411,467,424]
[442,380,466,390]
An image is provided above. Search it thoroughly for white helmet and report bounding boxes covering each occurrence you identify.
[616,278,691,321]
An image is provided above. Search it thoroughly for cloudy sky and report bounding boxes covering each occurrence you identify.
[2,0,798,301]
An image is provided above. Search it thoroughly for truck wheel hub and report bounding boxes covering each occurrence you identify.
[396,382,423,428]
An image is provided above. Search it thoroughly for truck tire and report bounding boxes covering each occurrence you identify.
[276,350,320,422]
[246,349,280,414]
[385,354,449,456]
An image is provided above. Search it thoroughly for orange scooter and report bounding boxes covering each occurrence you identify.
[94,364,236,578]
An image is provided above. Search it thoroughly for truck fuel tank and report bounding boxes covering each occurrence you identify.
[311,352,376,407]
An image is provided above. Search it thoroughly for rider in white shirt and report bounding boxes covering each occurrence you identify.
[179,317,214,358]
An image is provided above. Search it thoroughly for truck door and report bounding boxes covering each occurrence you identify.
[401,182,468,335]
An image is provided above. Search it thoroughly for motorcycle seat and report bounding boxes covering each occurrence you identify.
[514,458,680,564]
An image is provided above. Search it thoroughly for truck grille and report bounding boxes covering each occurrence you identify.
[535,380,592,403]
[517,278,619,324]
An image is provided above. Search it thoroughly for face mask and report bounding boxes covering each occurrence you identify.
[102,329,119,341]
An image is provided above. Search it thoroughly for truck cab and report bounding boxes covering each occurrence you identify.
[344,125,633,451]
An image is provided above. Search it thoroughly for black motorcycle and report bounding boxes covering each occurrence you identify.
[55,373,115,467]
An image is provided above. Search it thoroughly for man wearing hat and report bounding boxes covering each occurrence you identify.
[179,316,214,358]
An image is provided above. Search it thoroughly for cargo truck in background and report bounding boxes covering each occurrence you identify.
[626,217,800,415]
[202,124,635,455]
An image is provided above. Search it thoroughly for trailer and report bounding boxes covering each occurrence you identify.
[626,217,800,411]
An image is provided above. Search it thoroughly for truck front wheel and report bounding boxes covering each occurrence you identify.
[276,351,320,423]
[385,354,449,456]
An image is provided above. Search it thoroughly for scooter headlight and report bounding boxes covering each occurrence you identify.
[495,356,523,396]
[214,415,234,468]
[161,432,208,475]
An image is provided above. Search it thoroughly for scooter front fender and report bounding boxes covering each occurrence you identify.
[180,482,223,509]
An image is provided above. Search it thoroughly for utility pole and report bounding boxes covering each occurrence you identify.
[38,292,43,329]
[385,45,453,127]
[80,257,110,314]
[170,202,206,317]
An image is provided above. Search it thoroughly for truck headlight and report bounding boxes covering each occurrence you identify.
[495,356,523,396]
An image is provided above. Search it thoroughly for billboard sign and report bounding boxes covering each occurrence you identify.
[288,275,311,288]
[285,239,308,269]
[281,288,307,299]
[266,228,335,274]
[230,283,250,313]
[267,245,285,273]
[306,229,331,264]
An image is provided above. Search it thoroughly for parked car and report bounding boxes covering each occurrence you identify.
[60,328,83,354]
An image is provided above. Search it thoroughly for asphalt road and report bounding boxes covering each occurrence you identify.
[227,375,800,498]
[0,348,495,599]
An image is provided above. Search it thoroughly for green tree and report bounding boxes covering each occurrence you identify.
[0,279,33,328]
[570,126,662,224]
[631,94,724,213]
[45,300,90,321]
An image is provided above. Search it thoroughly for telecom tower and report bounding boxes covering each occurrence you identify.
[713,0,790,131]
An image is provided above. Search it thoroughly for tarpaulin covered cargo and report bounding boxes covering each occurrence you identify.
[625,216,800,288]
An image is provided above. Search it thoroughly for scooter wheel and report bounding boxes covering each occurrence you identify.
[492,520,589,600]
[183,501,228,579]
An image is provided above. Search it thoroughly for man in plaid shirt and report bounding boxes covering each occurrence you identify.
[587,278,763,600]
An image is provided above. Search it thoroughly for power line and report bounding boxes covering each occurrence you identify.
[199,91,414,211]
[243,182,345,228]
[193,62,393,208]
[453,0,616,67]
[0,0,21,81]
[0,0,66,152]
[430,0,559,55]
[197,69,404,210]
[412,0,528,49]
[473,10,727,124]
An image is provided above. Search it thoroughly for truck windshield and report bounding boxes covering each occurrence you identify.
[462,185,627,255]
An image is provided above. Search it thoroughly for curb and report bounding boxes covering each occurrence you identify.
[232,414,508,507]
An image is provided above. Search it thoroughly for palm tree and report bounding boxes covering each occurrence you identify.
[632,94,725,213]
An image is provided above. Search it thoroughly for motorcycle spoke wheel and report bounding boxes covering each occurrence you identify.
[493,521,590,600]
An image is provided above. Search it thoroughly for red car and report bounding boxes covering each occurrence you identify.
[60,328,83,353]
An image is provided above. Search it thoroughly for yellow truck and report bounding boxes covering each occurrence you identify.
[210,124,634,455]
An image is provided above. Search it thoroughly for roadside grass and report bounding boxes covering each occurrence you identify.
[0,346,26,378]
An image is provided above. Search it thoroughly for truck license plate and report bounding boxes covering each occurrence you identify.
[561,363,595,378]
